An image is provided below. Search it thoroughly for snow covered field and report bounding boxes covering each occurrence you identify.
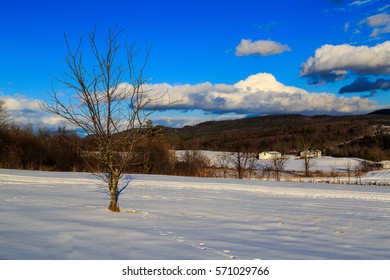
[1,168,389,260]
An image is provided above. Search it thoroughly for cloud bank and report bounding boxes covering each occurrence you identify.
[236,39,291,56]
[148,73,376,116]
[2,73,377,129]
[300,41,390,85]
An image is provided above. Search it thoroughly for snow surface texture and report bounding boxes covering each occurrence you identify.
[1,169,389,260]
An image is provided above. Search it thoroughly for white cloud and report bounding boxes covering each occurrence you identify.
[357,13,390,38]
[3,94,66,128]
[366,13,390,26]
[148,73,376,116]
[3,94,41,111]
[235,39,291,56]
[300,41,390,84]
[365,13,390,37]
[234,73,302,93]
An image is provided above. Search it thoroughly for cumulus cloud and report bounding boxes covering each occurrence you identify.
[147,73,376,115]
[3,94,41,111]
[300,42,390,84]
[3,94,66,128]
[339,77,390,94]
[235,39,291,56]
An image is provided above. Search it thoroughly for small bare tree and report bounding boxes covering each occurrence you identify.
[344,160,354,184]
[216,153,230,178]
[229,144,257,179]
[268,155,288,181]
[330,162,338,183]
[0,98,10,129]
[261,162,273,180]
[41,26,169,212]
[175,150,209,177]
[301,152,314,177]
[298,136,314,177]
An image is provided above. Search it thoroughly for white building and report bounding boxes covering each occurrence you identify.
[379,160,390,169]
[258,151,282,160]
[300,149,322,158]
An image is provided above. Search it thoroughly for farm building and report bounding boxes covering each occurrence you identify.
[258,151,282,160]
[379,160,390,169]
[300,149,322,158]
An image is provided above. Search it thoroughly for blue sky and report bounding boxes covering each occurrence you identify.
[1,0,390,128]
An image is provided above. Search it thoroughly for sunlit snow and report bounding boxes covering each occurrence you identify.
[1,168,389,260]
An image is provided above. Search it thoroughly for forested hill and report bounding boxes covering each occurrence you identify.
[161,112,390,161]
[368,109,390,115]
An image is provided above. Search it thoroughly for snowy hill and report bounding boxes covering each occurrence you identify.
[1,169,389,260]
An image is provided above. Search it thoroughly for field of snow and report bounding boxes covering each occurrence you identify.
[1,168,389,260]
[283,156,363,173]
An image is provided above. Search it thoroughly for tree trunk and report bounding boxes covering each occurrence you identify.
[108,192,120,212]
[108,171,120,212]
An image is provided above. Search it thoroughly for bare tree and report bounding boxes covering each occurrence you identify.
[136,132,175,175]
[216,153,230,178]
[261,161,273,180]
[246,154,258,179]
[229,144,257,179]
[302,154,313,177]
[40,26,169,212]
[344,160,354,184]
[330,162,338,183]
[298,136,314,177]
[176,150,209,177]
[0,98,10,129]
[268,154,288,181]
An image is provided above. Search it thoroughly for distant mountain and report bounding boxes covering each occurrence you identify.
[368,109,390,115]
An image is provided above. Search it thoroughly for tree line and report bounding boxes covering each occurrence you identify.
[0,117,207,176]
[0,101,286,181]
[0,123,83,171]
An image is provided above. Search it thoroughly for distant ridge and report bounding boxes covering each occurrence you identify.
[368,109,390,115]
